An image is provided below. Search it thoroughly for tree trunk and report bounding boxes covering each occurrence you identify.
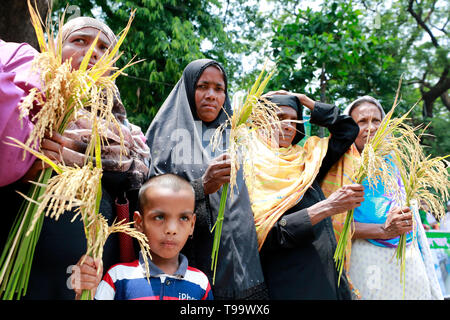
[441,92,450,112]
[0,0,49,51]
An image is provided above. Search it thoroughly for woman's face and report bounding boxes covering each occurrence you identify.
[61,27,111,75]
[350,102,383,153]
[275,105,298,148]
[194,66,226,123]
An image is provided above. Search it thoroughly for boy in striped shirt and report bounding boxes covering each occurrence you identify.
[74,173,213,300]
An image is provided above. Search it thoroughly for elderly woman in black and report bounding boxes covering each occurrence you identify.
[145,59,267,299]
[253,92,363,299]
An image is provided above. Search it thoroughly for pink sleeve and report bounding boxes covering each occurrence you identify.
[0,41,41,186]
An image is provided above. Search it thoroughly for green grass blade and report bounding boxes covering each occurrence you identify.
[210,183,228,285]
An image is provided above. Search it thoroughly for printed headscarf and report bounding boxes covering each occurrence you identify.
[145,59,266,299]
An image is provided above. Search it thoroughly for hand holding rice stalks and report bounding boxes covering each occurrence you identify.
[209,61,280,284]
[334,80,408,285]
[392,121,450,296]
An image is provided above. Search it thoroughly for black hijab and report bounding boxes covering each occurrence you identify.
[265,94,305,145]
[145,59,266,299]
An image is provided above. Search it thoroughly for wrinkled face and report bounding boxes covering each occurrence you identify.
[275,105,298,148]
[350,102,383,153]
[134,187,196,263]
[61,27,111,74]
[194,66,226,123]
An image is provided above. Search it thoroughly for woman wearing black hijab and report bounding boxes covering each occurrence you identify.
[145,59,268,299]
[256,92,362,299]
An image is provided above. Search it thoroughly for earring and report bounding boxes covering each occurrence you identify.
[189,234,193,240]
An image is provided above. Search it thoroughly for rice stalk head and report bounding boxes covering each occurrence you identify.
[211,61,280,199]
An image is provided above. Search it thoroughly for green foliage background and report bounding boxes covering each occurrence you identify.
[51,0,449,158]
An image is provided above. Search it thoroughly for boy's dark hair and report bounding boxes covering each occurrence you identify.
[138,174,195,212]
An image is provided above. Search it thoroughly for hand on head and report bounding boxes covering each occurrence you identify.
[262,90,315,111]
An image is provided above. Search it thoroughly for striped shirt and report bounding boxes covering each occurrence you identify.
[95,253,213,300]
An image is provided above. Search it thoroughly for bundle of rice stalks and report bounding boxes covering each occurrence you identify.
[5,139,151,300]
[0,1,140,300]
[392,122,450,296]
[209,61,280,284]
[334,80,408,285]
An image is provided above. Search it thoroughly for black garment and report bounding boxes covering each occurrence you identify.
[145,59,268,300]
[0,173,123,300]
[259,102,359,300]
[0,181,29,253]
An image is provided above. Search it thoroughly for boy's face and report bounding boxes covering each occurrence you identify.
[134,187,196,265]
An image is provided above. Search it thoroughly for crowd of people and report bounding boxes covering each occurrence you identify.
[1,15,448,301]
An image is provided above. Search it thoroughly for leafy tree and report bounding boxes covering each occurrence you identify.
[261,0,448,156]
[267,1,402,105]
[261,1,402,138]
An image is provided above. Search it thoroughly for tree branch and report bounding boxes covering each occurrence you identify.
[406,79,432,88]
[222,0,230,26]
[423,0,437,23]
[407,0,440,48]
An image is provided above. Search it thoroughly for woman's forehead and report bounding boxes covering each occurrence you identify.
[61,17,117,45]
[198,65,225,83]
[65,27,112,46]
